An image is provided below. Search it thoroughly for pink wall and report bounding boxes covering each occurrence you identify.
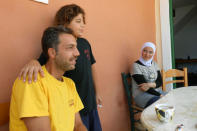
[0,0,155,130]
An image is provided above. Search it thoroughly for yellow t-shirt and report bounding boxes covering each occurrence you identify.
[10,66,84,131]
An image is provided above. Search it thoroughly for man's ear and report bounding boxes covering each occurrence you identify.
[48,48,56,59]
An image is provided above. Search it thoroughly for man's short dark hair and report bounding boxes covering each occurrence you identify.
[54,4,85,26]
[41,26,74,60]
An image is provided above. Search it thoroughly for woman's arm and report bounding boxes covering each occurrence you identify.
[132,74,160,96]
[92,64,102,107]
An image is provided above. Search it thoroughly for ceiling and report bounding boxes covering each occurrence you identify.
[173,0,197,9]
[173,0,197,34]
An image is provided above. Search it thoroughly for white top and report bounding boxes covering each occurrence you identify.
[141,86,197,131]
[131,61,160,108]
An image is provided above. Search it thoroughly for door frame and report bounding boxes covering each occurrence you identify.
[156,0,175,70]
[156,0,175,90]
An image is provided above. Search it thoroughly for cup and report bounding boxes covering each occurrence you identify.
[155,104,175,123]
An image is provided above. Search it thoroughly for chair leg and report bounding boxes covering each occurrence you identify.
[134,122,147,131]
[130,115,135,131]
[134,112,141,121]
[133,112,147,131]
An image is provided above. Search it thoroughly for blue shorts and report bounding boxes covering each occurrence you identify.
[80,109,102,131]
[145,96,160,108]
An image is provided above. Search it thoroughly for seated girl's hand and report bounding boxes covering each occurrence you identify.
[138,83,150,91]
[18,60,44,83]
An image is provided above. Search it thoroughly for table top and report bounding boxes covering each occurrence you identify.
[141,86,197,131]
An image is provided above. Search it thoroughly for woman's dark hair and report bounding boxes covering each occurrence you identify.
[54,4,85,26]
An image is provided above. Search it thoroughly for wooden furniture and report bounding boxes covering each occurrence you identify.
[121,73,143,131]
[141,86,197,131]
[176,59,197,63]
[161,68,188,91]
[176,59,197,86]
[0,102,10,126]
[0,102,9,131]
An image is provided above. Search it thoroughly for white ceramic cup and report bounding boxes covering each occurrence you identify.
[155,104,175,123]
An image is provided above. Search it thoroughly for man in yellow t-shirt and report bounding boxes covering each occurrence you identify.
[10,26,87,131]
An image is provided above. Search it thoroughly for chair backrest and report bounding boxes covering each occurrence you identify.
[0,102,10,126]
[121,72,135,131]
[161,67,188,91]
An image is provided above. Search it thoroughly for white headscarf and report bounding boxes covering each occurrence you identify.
[139,42,156,67]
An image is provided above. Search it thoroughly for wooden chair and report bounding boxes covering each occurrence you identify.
[0,102,10,131]
[161,67,188,91]
[121,73,143,131]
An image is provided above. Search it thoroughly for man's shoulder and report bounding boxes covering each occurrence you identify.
[62,77,78,93]
[63,77,75,87]
[13,75,42,87]
[63,76,74,82]
[12,76,42,96]
[13,78,26,88]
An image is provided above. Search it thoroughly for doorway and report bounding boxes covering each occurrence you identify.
[172,0,197,86]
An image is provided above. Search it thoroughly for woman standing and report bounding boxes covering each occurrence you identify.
[131,42,164,108]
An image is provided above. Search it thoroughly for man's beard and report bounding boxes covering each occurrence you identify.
[54,56,75,72]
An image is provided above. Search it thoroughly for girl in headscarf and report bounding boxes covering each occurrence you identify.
[131,42,164,108]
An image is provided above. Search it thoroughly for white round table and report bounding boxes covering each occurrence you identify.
[141,86,197,131]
